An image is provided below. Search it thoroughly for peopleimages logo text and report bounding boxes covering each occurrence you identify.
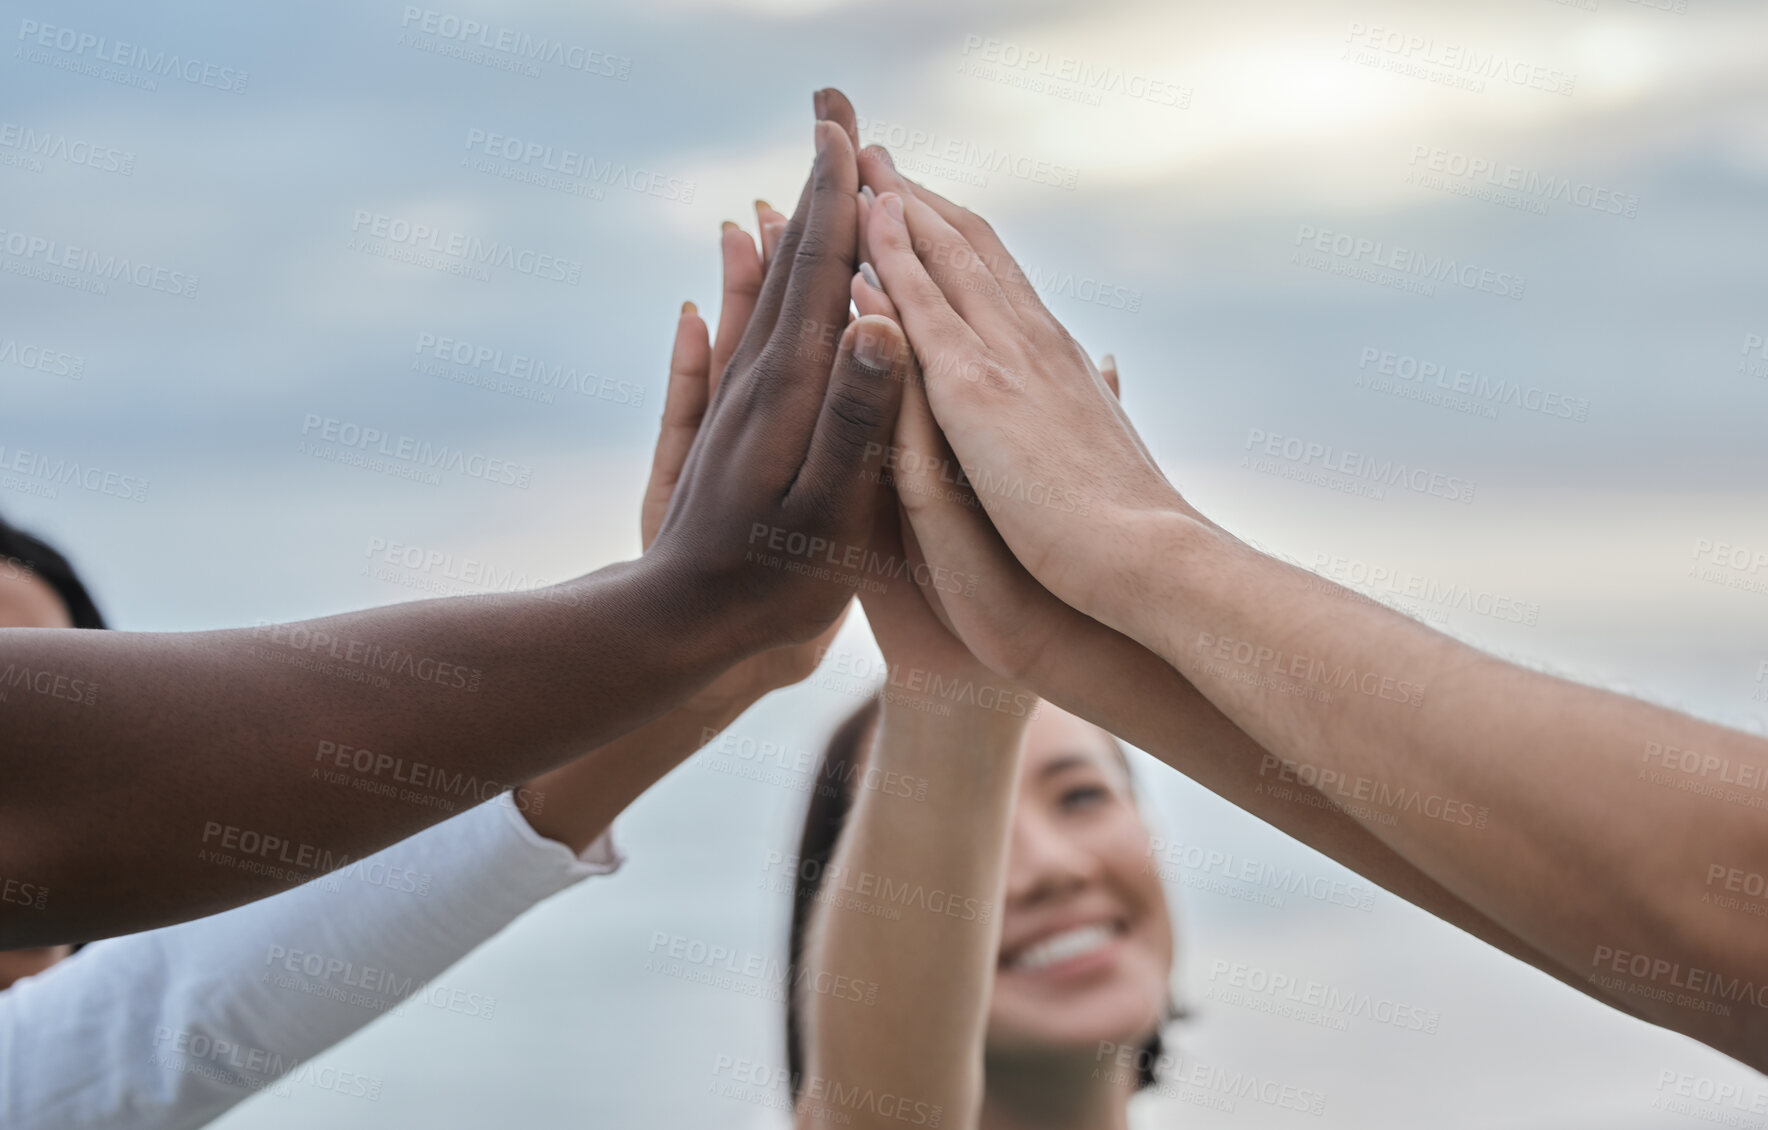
[399,7,631,79]
[300,416,533,489]
[1296,225,1525,299]
[1244,427,1477,504]
[349,211,581,284]
[16,19,249,92]
[0,228,198,298]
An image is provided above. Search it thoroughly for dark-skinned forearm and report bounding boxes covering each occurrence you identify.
[0,560,745,945]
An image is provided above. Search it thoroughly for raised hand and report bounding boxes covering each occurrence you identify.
[517,215,861,853]
[854,145,1193,636]
[641,220,851,719]
[639,98,913,657]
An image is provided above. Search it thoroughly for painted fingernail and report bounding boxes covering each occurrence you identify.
[880,192,904,222]
[854,321,896,370]
[681,300,697,316]
[859,261,882,291]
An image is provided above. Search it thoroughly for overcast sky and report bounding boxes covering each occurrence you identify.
[5,0,1767,1126]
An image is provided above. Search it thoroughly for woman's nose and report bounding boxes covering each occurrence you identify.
[1004,814,1098,905]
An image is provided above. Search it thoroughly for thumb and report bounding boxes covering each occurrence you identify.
[787,314,910,536]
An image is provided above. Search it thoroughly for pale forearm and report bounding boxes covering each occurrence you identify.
[802,704,1025,1130]
[1103,510,1768,1062]
[1020,617,1655,1021]
[0,560,738,945]
[522,691,748,855]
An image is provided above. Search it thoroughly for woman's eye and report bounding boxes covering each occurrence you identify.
[1060,785,1109,810]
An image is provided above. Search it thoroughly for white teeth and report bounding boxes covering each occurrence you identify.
[1011,924,1115,972]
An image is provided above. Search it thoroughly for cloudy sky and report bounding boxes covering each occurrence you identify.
[5,0,1767,1126]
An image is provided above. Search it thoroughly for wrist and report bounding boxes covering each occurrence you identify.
[589,554,761,678]
[1099,505,1219,661]
[877,669,1037,740]
[872,697,1031,804]
[539,556,755,745]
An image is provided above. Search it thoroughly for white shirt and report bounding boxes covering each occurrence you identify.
[0,792,620,1130]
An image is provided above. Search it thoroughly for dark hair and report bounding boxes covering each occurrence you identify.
[784,698,1171,1097]
[0,514,106,629]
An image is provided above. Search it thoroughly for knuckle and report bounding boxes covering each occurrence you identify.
[825,379,890,440]
[785,475,851,541]
[813,151,842,193]
[792,227,833,269]
[957,206,996,241]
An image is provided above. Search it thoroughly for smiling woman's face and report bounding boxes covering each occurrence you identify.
[987,706,1174,1057]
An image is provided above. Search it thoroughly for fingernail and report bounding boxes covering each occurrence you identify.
[854,321,896,370]
[721,220,739,234]
[681,300,697,316]
[814,89,828,120]
[755,198,772,215]
[815,120,828,154]
[860,185,876,205]
[1101,352,1116,369]
[859,261,882,291]
[880,192,904,222]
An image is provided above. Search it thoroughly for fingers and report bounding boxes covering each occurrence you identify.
[725,166,818,378]
[851,261,897,322]
[857,148,1022,344]
[728,115,857,388]
[905,178,1050,321]
[889,342,967,528]
[816,87,861,158]
[754,200,787,271]
[765,120,861,389]
[888,359,1065,682]
[864,192,988,378]
[787,314,909,529]
[640,302,712,548]
[856,186,874,266]
[887,375,968,642]
[711,222,764,392]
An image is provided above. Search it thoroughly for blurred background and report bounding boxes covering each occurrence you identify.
[5,0,1767,1125]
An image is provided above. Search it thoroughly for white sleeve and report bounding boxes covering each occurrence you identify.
[0,792,621,1130]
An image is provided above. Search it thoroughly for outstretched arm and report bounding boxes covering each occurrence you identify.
[849,223,1656,1028]
[0,102,907,947]
[867,301,1655,1030]
[795,418,1030,1130]
[0,242,859,1130]
[854,138,1768,1069]
[0,792,616,1130]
